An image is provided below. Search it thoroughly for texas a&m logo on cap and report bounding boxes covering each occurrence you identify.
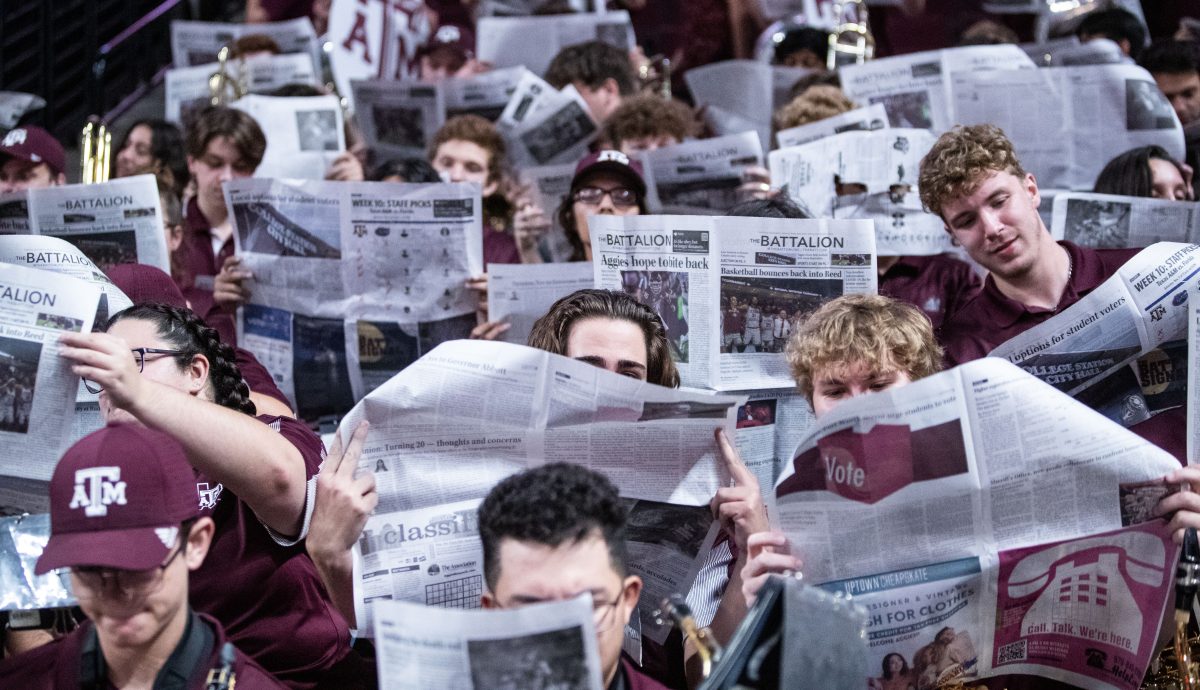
[596,150,631,166]
[69,466,128,517]
[2,128,27,148]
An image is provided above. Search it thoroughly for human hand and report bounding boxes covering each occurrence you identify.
[467,274,489,320]
[471,320,511,340]
[213,256,253,311]
[307,421,377,563]
[453,58,494,79]
[740,531,802,608]
[325,151,366,182]
[513,199,550,264]
[59,331,148,412]
[735,165,775,203]
[710,428,769,555]
[1154,467,1200,544]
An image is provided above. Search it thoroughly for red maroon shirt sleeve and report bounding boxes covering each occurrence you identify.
[237,347,291,408]
[260,413,325,479]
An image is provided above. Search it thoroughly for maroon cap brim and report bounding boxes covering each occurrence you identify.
[35,525,176,575]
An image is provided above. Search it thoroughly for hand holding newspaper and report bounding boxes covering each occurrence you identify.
[486,262,594,344]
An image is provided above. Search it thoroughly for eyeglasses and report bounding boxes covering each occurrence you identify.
[72,539,185,600]
[82,348,192,394]
[573,186,639,208]
[499,593,623,632]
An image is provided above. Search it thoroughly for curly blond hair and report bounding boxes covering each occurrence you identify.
[773,85,856,133]
[918,124,1026,219]
[785,294,942,403]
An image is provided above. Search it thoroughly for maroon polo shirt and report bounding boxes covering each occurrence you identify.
[879,254,981,330]
[939,240,1184,462]
[189,414,362,690]
[177,198,238,346]
[484,222,521,267]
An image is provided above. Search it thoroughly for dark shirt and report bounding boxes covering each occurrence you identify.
[612,656,673,690]
[177,198,238,346]
[483,222,521,267]
[0,611,285,689]
[878,253,981,330]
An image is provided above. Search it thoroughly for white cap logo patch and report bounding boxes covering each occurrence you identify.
[154,526,179,548]
[596,150,630,166]
[69,467,128,517]
[2,128,26,148]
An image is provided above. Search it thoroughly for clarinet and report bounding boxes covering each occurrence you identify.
[205,642,238,690]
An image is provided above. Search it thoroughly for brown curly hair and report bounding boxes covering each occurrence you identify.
[918,124,1026,220]
[604,95,697,151]
[772,85,856,134]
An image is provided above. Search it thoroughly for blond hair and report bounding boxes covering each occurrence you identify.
[773,85,856,133]
[918,124,1026,219]
[785,294,942,402]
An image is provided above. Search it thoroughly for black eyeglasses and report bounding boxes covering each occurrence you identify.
[573,186,639,208]
[72,538,186,600]
[82,348,192,394]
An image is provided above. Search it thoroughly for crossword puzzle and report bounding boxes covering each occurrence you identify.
[425,574,483,609]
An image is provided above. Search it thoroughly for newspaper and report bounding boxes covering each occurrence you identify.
[169,18,320,71]
[833,190,955,256]
[476,11,634,77]
[989,243,1200,401]
[683,60,782,150]
[1020,36,1126,67]
[477,0,592,14]
[775,103,889,149]
[1051,192,1199,248]
[769,128,935,219]
[487,261,594,345]
[0,514,74,612]
[165,53,318,126]
[952,63,1185,191]
[351,80,445,161]
[338,339,741,632]
[1190,281,1200,464]
[0,263,101,490]
[373,596,604,690]
[731,388,816,496]
[326,0,433,99]
[0,92,45,130]
[444,67,525,122]
[498,73,599,168]
[515,163,577,262]
[227,178,483,417]
[589,214,877,390]
[775,357,1180,690]
[232,94,346,181]
[840,44,1036,133]
[640,132,764,215]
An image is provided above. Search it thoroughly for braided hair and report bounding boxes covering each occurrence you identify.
[105,303,257,416]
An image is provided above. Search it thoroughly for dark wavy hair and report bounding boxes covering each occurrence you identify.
[478,462,627,591]
[555,191,648,263]
[113,119,190,196]
[527,289,679,388]
[881,652,910,680]
[105,303,256,416]
[1093,145,1186,198]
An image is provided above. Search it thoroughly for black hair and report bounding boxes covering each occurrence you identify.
[544,40,637,96]
[555,183,648,262]
[1139,39,1200,76]
[369,157,442,183]
[113,119,190,195]
[773,26,829,65]
[1076,8,1146,59]
[478,463,628,591]
[106,303,256,416]
[725,196,812,219]
[1093,145,1183,198]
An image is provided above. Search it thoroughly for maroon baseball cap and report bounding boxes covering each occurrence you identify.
[0,125,66,177]
[106,264,187,309]
[36,424,201,574]
[572,150,646,198]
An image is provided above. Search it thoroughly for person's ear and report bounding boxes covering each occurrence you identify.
[187,353,210,395]
[618,574,642,626]
[481,591,498,609]
[184,517,216,570]
[54,172,66,186]
[187,155,197,176]
[1025,172,1041,209]
[167,225,184,252]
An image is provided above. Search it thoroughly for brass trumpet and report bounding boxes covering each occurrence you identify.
[208,46,248,106]
[637,54,673,100]
[826,0,875,70]
[80,119,111,184]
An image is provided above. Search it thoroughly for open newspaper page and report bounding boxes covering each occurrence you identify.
[774,358,1179,690]
[0,190,29,234]
[476,11,633,76]
[338,340,740,632]
[589,214,875,390]
[373,596,604,690]
[952,64,1186,191]
[228,179,483,416]
[23,175,168,273]
[486,261,594,345]
[832,190,955,256]
[769,128,934,218]
[1019,36,1125,66]
[683,60,776,150]
[1190,280,1200,464]
[840,44,1035,133]
[775,103,889,149]
[351,80,445,161]
[443,67,524,121]
[989,243,1200,398]
[232,94,346,180]
[640,132,764,215]
[515,163,577,262]
[730,388,816,498]
[0,514,74,613]
[165,53,318,126]
[0,92,45,131]
[169,18,320,70]
[1051,192,1199,248]
[0,264,100,494]
[498,76,599,168]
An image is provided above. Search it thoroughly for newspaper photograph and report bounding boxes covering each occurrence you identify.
[351,80,445,161]
[497,70,559,130]
[952,63,1186,191]
[0,263,100,489]
[227,178,483,417]
[989,243,1200,399]
[833,190,955,256]
[515,162,578,262]
[500,80,599,168]
[589,214,876,390]
[775,103,889,149]
[1051,192,1199,248]
[476,11,634,76]
[20,175,169,273]
[731,388,816,497]
[487,261,594,345]
[373,595,604,690]
[640,132,764,215]
[0,514,74,611]
[0,191,28,235]
[769,128,935,219]
[165,53,318,126]
[233,94,345,180]
[444,66,525,122]
[840,44,1035,133]
[773,357,1180,690]
[1134,340,1186,415]
[169,17,320,70]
